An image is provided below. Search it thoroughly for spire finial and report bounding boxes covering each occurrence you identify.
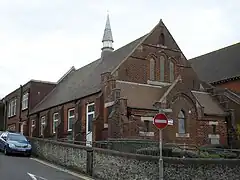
[101,13,114,52]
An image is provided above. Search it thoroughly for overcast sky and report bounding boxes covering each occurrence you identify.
[0,0,239,98]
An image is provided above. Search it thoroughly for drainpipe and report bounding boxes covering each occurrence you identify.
[26,88,30,136]
[19,85,23,132]
[3,99,7,131]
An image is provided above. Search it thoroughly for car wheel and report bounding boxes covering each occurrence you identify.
[4,147,9,156]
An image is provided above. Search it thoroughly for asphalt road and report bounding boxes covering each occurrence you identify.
[0,153,90,180]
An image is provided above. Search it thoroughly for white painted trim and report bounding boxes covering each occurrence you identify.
[57,66,76,84]
[162,109,173,113]
[104,101,114,108]
[159,75,181,103]
[140,117,153,121]
[67,108,75,132]
[116,80,163,89]
[52,112,59,134]
[40,116,46,136]
[86,103,95,145]
[30,158,94,180]
[209,121,218,125]
[139,131,154,137]
[147,80,171,87]
[176,133,190,138]
[191,90,210,95]
[208,134,220,138]
[30,79,57,85]
[104,123,108,128]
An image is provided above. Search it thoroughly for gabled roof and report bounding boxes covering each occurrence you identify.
[189,42,240,83]
[30,35,147,114]
[116,80,165,110]
[191,91,226,116]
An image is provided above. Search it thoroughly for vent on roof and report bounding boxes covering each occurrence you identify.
[57,66,76,84]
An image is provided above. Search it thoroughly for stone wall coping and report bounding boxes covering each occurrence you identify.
[93,146,240,165]
[30,137,240,165]
[93,147,158,161]
[106,138,158,142]
[29,137,91,151]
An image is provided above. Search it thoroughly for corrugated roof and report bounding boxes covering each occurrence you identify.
[30,35,146,114]
[191,91,226,116]
[189,42,240,83]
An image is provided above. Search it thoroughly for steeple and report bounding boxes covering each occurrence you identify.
[101,13,114,53]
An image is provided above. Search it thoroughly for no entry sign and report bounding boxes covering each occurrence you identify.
[153,113,168,129]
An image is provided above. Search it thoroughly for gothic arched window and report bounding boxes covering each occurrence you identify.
[160,56,165,82]
[169,61,174,82]
[178,110,186,134]
[159,33,165,45]
[149,58,155,81]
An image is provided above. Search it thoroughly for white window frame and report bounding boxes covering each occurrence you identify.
[8,98,17,117]
[52,113,59,134]
[178,110,186,134]
[149,58,155,81]
[86,103,95,133]
[31,120,35,128]
[40,116,46,136]
[68,108,75,132]
[22,92,29,110]
[169,61,174,82]
[160,56,165,82]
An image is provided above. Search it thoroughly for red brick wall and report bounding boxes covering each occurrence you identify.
[196,119,227,146]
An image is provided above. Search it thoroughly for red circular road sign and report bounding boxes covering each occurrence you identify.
[153,113,168,129]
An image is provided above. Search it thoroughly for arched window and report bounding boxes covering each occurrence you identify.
[149,58,155,81]
[169,61,174,82]
[159,33,165,45]
[160,56,165,81]
[178,110,186,134]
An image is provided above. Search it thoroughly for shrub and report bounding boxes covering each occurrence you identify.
[136,147,172,156]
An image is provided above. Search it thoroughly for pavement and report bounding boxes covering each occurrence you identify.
[0,152,94,180]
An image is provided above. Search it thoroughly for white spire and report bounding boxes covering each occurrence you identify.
[102,13,114,52]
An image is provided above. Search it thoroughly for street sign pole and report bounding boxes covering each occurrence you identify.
[153,111,168,180]
[159,129,163,180]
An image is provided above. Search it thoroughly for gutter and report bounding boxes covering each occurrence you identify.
[29,90,102,115]
[19,85,23,123]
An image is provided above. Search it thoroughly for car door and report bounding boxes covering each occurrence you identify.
[0,133,7,150]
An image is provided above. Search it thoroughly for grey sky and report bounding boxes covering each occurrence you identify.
[0,0,239,98]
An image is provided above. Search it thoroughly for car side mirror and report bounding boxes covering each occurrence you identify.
[2,137,7,141]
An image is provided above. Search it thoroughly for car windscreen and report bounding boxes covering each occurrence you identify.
[8,134,27,142]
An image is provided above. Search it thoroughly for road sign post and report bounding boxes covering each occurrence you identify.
[153,113,168,180]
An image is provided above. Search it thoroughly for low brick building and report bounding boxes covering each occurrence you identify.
[2,80,56,134]
[0,100,4,130]
[189,43,240,94]
[24,15,235,147]
[189,43,240,146]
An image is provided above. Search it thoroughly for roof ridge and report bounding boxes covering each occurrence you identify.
[30,34,147,114]
[189,42,240,61]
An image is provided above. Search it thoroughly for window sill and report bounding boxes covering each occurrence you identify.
[139,131,154,137]
[208,134,220,138]
[8,115,16,118]
[22,108,28,111]
[147,80,171,87]
[176,133,190,138]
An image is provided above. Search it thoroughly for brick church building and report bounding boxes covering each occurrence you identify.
[2,15,240,147]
